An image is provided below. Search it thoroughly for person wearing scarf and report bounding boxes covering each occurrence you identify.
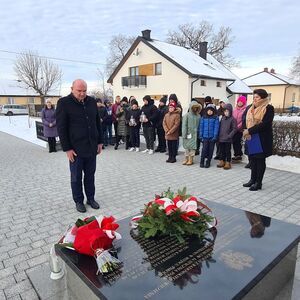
[243,89,274,191]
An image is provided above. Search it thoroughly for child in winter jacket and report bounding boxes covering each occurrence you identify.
[182,101,202,166]
[232,96,247,161]
[163,102,181,163]
[199,104,219,168]
[126,99,141,152]
[217,103,237,169]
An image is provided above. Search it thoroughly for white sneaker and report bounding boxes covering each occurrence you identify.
[148,150,154,155]
[120,140,124,144]
[129,147,135,152]
[142,149,149,153]
[135,147,140,152]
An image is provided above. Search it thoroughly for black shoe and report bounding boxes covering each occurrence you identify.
[114,145,118,150]
[166,158,171,163]
[214,155,220,160]
[76,202,86,213]
[87,200,100,209]
[195,150,200,156]
[249,183,262,191]
[232,156,242,161]
[102,146,105,149]
[169,158,176,163]
[243,180,254,187]
[200,158,205,168]
[160,149,166,153]
[205,160,211,168]
[155,148,161,152]
[110,143,114,146]
[244,162,251,169]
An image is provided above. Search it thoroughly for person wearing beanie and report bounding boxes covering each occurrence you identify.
[242,89,274,191]
[217,103,237,170]
[163,102,181,163]
[112,95,121,144]
[182,101,202,166]
[96,99,108,149]
[126,99,141,152]
[199,104,219,168]
[204,96,212,105]
[214,100,227,159]
[155,96,168,153]
[140,95,159,154]
[232,96,247,161]
[103,99,113,146]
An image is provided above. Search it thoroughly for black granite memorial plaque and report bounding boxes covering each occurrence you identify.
[55,200,300,300]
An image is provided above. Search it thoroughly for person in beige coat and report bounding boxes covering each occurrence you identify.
[163,102,181,163]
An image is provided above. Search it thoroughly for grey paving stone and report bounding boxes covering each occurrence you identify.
[0,289,5,300]
[0,276,15,290]
[0,266,16,280]
[3,254,29,268]
[8,246,32,258]
[3,279,32,298]
[19,288,39,300]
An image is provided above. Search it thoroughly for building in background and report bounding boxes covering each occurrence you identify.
[107,30,252,113]
[243,68,300,111]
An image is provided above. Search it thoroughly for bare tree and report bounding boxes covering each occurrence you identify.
[106,34,136,77]
[89,68,113,100]
[167,22,238,67]
[14,51,62,105]
[290,50,300,80]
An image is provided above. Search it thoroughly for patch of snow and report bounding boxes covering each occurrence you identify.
[267,155,300,174]
[274,115,300,122]
[0,115,47,147]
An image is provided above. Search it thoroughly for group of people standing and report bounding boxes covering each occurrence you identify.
[42,79,274,213]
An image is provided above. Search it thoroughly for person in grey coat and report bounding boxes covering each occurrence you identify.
[217,103,237,169]
[41,99,58,153]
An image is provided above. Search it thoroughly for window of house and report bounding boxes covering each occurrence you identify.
[216,81,222,88]
[8,97,14,104]
[155,63,162,75]
[129,66,139,76]
[200,80,206,86]
[27,97,34,104]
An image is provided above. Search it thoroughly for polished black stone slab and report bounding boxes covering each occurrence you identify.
[55,201,300,300]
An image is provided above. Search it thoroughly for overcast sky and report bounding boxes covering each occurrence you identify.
[0,0,299,94]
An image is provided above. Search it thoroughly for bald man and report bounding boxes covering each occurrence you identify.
[56,79,103,213]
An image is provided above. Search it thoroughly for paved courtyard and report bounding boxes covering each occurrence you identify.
[0,131,299,299]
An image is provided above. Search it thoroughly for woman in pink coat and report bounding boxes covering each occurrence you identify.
[232,96,247,161]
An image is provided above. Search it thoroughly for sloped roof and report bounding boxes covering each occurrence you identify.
[0,79,60,96]
[243,71,300,86]
[205,54,252,94]
[147,39,235,80]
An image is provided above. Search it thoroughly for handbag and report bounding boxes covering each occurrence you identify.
[246,133,263,155]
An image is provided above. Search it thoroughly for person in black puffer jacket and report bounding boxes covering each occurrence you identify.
[155,96,168,152]
[140,95,159,154]
[126,99,141,151]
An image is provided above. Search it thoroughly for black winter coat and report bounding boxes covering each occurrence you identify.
[141,100,159,127]
[247,104,274,158]
[156,105,168,128]
[56,94,103,157]
[126,108,141,127]
[98,106,108,124]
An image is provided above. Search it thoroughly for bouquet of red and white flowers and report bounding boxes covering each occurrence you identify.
[131,187,217,243]
[57,215,122,274]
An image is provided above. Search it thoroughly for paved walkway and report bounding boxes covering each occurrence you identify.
[0,131,299,299]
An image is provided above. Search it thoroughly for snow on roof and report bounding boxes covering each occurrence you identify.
[148,40,235,81]
[206,54,252,94]
[243,71,300,86]
[0,79,60,96]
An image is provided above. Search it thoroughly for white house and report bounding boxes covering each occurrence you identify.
[107,30,252,112]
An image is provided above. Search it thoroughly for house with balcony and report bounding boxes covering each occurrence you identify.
[243,68,300,111]
[107,30,252,112]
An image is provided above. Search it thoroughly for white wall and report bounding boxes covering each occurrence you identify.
[189,78,227,104]
[109,41,190,111]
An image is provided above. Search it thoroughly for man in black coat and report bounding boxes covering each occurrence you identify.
[155,96,168,152]
[56,79,103,213]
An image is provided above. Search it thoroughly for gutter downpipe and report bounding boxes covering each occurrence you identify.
[283,84,291,113]
[191,76,201,99]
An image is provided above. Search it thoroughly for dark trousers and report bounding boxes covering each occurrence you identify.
[232,131,243,157]
[219,142,232,162]
[69,156,96,204]
[143,126,154,150]
[48,137,56,152]
[196,138,201,153]
[201,139,215,161]
[104,124,112,145]
[129,126,140,147]
[167,140,177,159]
[113,122,118,138]
[156,126,166,151]
[250,157,266,184]
[116,135,130,148]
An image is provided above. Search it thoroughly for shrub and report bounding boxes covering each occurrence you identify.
[272,121,300,157]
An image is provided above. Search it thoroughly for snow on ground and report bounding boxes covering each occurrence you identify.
[0,115,46,148]
[1,115,300,173]
[274,115,300,122]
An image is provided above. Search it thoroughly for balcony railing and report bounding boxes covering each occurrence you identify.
[122,75,147,88]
